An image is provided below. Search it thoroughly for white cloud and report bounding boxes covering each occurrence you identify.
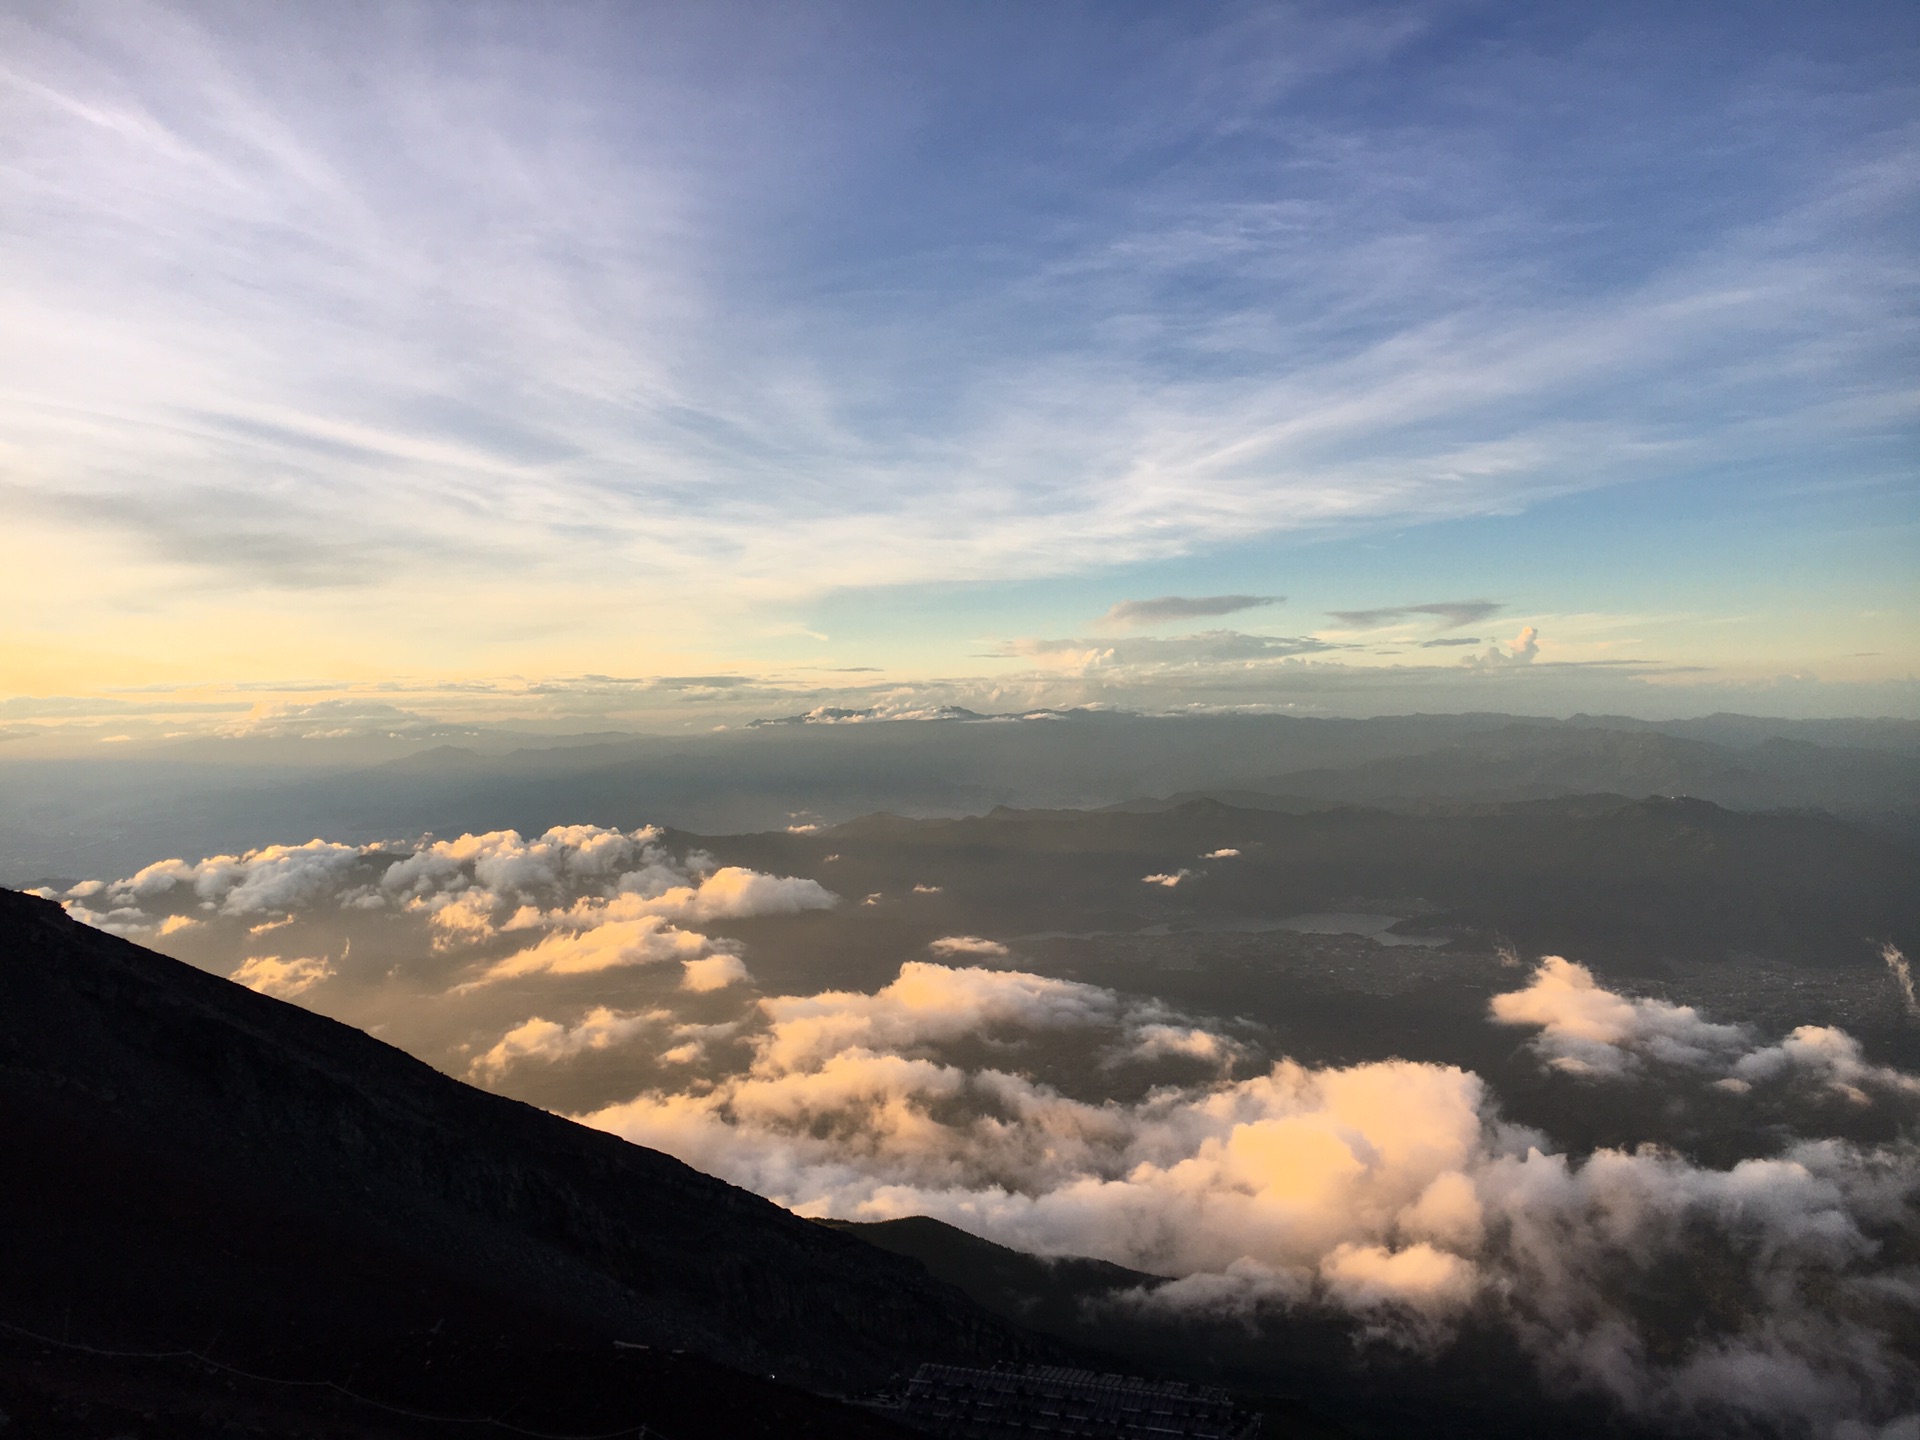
[682,953,753,992]
[381,825,670,906]
[1490,957,1751,1077]
[1203,848,1240,859]
[1122,1024,1241,1069]
[1142,870,1191,887]
[750,962,1144,1073]
[929,935,1010,958]
[59,824,832,996]
[1494,958,1920,1104]
[469,917,717,987]
[229,953,334,999]
[1463,626,1541,670]
[103,839,364,916]
[1732,1027,1920,1104]
[579,959,1920,1433]
[470,1006,667,1079]
[1319,1240,1479,1319]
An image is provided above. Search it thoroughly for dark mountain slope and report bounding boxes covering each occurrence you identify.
[822,1217,1654,1440]
[0,889,1046,1433]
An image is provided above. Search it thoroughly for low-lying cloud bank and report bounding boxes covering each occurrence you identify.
[577,958,1919,1436]
[1494,955,1920,1102]
[38,824,836,992]
[40,836,1920,1436]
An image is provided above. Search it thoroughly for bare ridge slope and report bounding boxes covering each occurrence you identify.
[0,888,1043,1431]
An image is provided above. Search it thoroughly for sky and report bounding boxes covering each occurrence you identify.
[2,0,1916,746]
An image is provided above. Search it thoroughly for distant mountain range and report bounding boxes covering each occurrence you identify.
[6,711,1916,883]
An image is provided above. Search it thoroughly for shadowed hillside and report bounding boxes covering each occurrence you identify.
[0,889,1045,1436]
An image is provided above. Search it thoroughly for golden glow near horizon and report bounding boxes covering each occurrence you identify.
[1,5,1914,750]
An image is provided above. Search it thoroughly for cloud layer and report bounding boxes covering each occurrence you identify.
[1494,956,1920,1105]
[43,828,1920,1435]
[572,958,1920,1434]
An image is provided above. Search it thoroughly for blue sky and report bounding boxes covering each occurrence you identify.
[1,0,1915,741]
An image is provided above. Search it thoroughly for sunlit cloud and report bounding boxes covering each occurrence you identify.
[576,957,1920,1430]
[229,953,334,999]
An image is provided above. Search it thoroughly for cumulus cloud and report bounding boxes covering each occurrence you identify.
[682,953,753,992]
[1490,957,1751,1077]
[229,954,334,999]
[1320,1240,1480,1319]
[587,962,1509,1316]
[1122,1024,1242,1069]
[1099,595,1284,629]
[56,823,835,994]
[1732,1027,1920,1104]
[381,825,672,909]
[105,839,365,916]
[489,867,837,938]
[1203,848,1240,859]
[1494,958,1920,1104]
[579,959,1920,1434]
[749,962,1148,1073]
[471,1006,668,1079]
[1143,870,1191,887]
[1463,626,1540,669]
[1328,601,1504,631]
[468,917,717,986]
[60,902,157,938]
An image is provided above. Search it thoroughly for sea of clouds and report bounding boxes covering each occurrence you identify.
[37,824,1920,1438]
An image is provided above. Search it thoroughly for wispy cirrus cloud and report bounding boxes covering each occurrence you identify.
[988,630,1341,669]
[1,2,1912,696]
[1099,595,1284,629]
[1329,601,1505,631]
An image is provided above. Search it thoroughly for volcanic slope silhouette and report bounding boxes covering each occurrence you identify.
[0,888,1044,1438]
